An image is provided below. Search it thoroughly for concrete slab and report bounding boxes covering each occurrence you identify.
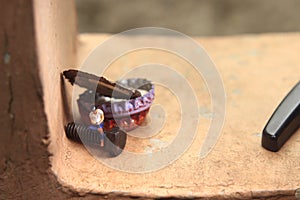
[54,33,300,199]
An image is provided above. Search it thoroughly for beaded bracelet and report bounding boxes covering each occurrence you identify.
[77,78,155,131]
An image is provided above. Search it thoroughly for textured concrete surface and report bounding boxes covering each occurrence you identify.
[55,33,300,199]
[33,0,77,184]
[0,0,76,199]
[0,0,119,199]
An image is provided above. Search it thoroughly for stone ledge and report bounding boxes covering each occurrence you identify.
[53,33,300,199]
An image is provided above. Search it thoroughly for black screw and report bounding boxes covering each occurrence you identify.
[65,122,101,144]
[64,122,127,157]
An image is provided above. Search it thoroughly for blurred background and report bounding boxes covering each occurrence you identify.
[76,0,300,36]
